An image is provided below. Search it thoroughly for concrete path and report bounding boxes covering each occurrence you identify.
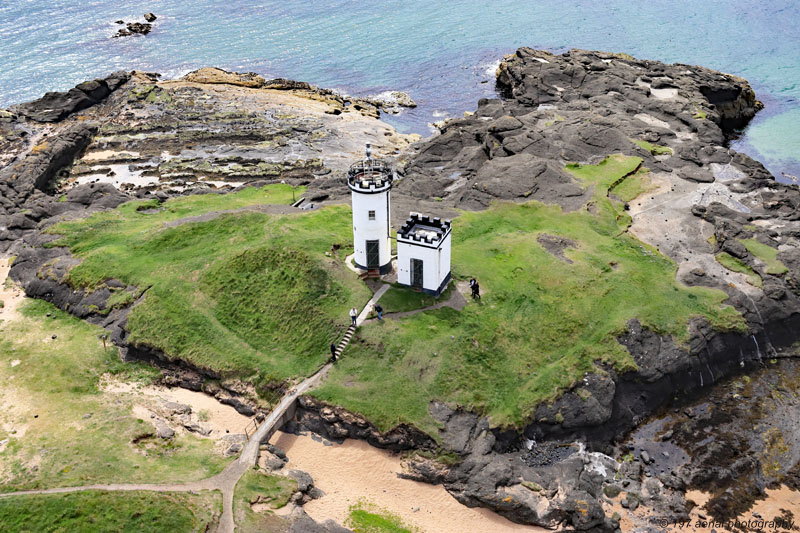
[357,283,390,325]
[0,285,391,533]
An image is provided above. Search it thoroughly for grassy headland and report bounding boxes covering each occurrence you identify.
[46,161,744,434]
[313,155,745,431]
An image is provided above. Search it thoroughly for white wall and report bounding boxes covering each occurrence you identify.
[438,233,452,287]
[397,232,451,292]
[351,189,391,268]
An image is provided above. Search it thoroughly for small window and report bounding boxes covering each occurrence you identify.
[368,210,376,220]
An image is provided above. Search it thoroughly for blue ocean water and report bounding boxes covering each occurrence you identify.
[0,1,797,180]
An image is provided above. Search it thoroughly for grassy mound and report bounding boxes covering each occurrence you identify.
[346,500,418,533]
[632,138,673,156]
[314,155,745,431]
[0,490,220,532]
[47,185,371,386]
[715,252,763,287]
[233,469,296,531]
[738,238,788,275]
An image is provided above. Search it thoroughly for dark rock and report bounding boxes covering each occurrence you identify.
[679,166,714,183]
[11,72,129,122]
[603,484,622,498]
[115,22,152,37]
[288,469,314,493]
[154,419,175,439]
[144,12,157,22]
[224,442,243,456]
[161,401,191,415]
[296,396,436,451]
[261,450,288,471]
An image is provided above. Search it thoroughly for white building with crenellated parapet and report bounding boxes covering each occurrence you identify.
[396,213,452,296]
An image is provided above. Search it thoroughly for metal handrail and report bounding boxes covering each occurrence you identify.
[347,159,393,183]
[243,417,260,439]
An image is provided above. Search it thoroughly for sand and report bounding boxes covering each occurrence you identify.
[0,257,25,323]
[102,378,253,437]
[269,431,546,533]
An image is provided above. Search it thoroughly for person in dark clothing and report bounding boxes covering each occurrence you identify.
[375,303,383,320]
[330,342,337,362]
[471,281,481,300]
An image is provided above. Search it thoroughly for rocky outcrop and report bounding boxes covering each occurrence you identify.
[294,396,436,451]
[362,91,417,114]
[297,396,619,530]
[113,17,155,38]
[10,72,129,122]
[399,48,764,209]
[182,67,266,88]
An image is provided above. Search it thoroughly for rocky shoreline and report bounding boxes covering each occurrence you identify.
[2,49,799,531]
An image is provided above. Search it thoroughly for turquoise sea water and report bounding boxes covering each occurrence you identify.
[0,1,797,181]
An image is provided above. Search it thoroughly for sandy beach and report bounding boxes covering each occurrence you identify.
[270,430,546,533]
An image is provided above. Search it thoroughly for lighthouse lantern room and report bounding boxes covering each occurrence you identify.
[348,145,393,274]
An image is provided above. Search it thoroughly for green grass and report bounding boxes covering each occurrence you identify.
[46,184,371,392]
[738,238,789,275]
[378,284,453,314]
[345,500,418,533]
[0,299,229,491]
[610,168,653,203]
[631,139,673,156]
[715,252,763,287]
[0,490,220,532]
[233,469,296,531]
[314,155,745,431]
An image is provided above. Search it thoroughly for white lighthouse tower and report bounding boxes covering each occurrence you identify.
[348,145,393,274]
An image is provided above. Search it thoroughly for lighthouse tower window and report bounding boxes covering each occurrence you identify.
[368,210,376,220]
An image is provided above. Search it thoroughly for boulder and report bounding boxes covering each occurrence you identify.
[182,67,266,88]
[154,419,175,439]
[287,469,314,493]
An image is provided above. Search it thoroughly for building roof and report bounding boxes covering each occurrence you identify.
[397,213,452,245]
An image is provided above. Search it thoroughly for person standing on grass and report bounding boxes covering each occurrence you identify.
[472,280,481,300]
[350,307,358,326]
[330,342,337,362]
[375,303,383,321]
